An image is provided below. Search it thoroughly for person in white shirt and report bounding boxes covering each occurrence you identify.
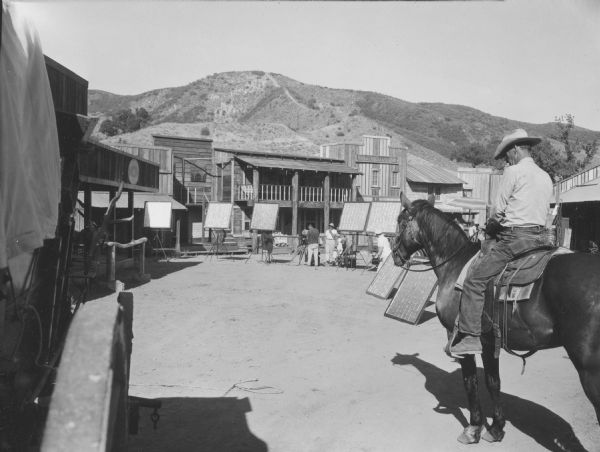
[450,129,553,356]
[324,223,339,266]
[375,228,392,271]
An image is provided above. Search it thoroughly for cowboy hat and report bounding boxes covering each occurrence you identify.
[494,128,542,160]
[329,223,335,227]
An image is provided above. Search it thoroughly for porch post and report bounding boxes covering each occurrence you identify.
[351,174,357,201]
[128,190,134,258]
[252,168,260,252]
[324,172,330,229]
[292,171,299,236]
[84,189,92,227]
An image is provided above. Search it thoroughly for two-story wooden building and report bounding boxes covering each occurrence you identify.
[213,148,360,236]
[320,135,465,210]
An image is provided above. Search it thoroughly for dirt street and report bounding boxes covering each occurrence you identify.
[118,254,599,452]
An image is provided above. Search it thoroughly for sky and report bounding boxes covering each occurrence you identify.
[11,0,600,131]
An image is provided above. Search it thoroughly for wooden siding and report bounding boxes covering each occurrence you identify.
[152,135,213,158]
[78,142,159,192]
[113,144,172,174]
[45,56,88,115]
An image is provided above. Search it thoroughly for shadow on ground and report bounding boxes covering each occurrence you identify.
[127,396,268,452]
[391,352,588,452]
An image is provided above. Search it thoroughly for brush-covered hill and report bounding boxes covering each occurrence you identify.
[89,71,600,168]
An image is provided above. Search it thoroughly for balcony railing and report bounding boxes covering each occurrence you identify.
[237,184,254,201]
[186,187,211,204]
[330,188,351,203]
[236,185,351,203]
[236,184,292,201]
[300,186,323,202]
[556,165,600,194]
[260,184,291,201]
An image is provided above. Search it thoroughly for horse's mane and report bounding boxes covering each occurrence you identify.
[409,200,469,243]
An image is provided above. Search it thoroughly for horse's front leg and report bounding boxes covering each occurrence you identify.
[481,337,505,442]
[458,355,485,444]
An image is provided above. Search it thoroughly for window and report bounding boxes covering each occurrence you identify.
[372,168,379,186]
[428,185,441,200]
[372,138,380,156]
[463,189,473,198]
[391,171,399,187]
[191,171,206,183]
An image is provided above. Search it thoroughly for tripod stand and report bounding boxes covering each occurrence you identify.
[289,243,307,265]
[150,230,169,261]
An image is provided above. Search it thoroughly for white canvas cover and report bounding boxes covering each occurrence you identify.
[0,2,60,268]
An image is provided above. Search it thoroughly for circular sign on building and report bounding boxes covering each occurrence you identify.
[127,159,139,185]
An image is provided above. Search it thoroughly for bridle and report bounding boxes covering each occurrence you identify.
[393,211,471,272]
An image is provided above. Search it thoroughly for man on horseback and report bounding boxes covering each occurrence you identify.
[449,129,553,356]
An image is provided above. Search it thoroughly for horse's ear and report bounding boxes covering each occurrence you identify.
[400,191,412,210]
[427,194,436,206]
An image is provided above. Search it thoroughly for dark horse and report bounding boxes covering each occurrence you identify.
[392,196,600,444]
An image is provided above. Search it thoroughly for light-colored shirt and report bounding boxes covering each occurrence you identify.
[325,228,338,241]
[492,157,553,227]
[377,234,392,261]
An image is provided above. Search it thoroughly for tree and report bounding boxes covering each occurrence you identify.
[450,143,492,167]
[529,139,576,182]
[550,114,598,175]
[99,119,119,137]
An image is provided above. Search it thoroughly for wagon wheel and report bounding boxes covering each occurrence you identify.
[41,292,133,452]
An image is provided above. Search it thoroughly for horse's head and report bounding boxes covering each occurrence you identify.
[392,193,426,266]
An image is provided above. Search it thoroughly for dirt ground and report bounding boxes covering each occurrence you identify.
[112,253,599,452]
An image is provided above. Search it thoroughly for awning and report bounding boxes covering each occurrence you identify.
[446,198,489,210]
[557,180,600,204]
[407,164,465,185]
[436,203,468,213]
[235,156,360,174]
[78,192,187,210]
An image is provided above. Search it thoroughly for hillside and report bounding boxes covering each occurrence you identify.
[89,71,600,168]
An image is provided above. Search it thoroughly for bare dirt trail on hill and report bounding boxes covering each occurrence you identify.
[120,255,599,452]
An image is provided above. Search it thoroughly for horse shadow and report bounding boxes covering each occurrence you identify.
[391,352,588,452]
[127,396,268,452]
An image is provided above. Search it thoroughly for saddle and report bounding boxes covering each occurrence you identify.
[456,246,571,302]
[455,245,572,362]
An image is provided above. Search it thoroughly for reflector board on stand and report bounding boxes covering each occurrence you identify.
[204,202,233,230]
[250,203,279,231]
[366,255,407,299]
[338,202,371,232]
[385,269,438,325]
[365,202,402,234]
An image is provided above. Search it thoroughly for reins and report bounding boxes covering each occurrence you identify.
[398,242,472,272]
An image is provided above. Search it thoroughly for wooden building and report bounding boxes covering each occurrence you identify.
[46,56,159,286]
[553,164,600,251]
[213,148,360,237]
[321,135,465,210]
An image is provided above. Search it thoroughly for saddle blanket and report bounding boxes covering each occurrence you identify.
[455,247,572,302]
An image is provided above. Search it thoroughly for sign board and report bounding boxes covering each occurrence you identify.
[366,255,407,300]
[144,201,172,229]
[192,222,203,238]
[250,203,279,231]
[385,270,438,325]
[204,203,233,230]
[366,202,402,234]
[338,202,371,232]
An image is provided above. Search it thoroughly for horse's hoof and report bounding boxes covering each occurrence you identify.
[457,425,484,444]
[482,428,505,443]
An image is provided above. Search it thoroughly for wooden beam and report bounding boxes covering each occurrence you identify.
[292,171,299,236]
[324,173,330,229]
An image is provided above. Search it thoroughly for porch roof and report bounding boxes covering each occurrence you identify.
[235,155,361,174]
[407,164,465,185]
[556,179,600,204]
